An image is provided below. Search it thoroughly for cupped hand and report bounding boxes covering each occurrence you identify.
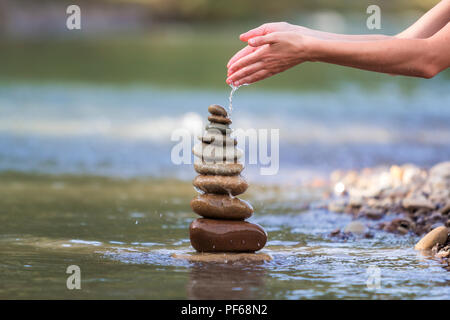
[226,22,299,69]
[226,31,312,86]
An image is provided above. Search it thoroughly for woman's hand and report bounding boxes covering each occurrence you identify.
[226,22,300,69]
[226,31,313,86]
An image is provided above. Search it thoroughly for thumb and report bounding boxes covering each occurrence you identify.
[248,33,277,47]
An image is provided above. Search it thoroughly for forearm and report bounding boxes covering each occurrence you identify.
[295,25,391,41]
[397,0,450,39]
[308,26,449,78]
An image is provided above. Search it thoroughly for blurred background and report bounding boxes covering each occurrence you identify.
[1,0,449,182]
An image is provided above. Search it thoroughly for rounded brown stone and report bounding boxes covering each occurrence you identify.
[193,175,248,196]
[191,194,253,220]
[208,115,231,125]
[414,226,448,250]
[208,104,228,117]
[194,161,243,176]
[189,218,267,252]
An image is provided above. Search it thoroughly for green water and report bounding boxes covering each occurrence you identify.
[1,172,449,299]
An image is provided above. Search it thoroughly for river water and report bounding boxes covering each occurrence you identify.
[0,82,449,299]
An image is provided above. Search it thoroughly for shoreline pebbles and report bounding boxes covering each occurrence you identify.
[325,161,450,264]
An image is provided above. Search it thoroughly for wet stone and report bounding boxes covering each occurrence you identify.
[192,143,243,162]
[191,194,253,220]
[198,134,237,146]
[206,123,230,135]
[194,161,243,176]
[208,115,231,125]
[189,218,267,252]
[193,175,248,196]
[208,104,228,117]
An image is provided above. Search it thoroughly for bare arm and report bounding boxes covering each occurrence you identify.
[226,23,449,85]
[228,0,450,71]
[292,25,391,41]
[311,22,450,78]
[397,0,450,38]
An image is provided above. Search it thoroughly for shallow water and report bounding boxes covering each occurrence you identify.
[1,82,450,183]
[0,173,449,299]
[1,82,450,299]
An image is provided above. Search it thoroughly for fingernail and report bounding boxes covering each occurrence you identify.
[248,39,255,45]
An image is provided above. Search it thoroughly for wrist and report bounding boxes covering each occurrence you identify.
[303,37,324,62]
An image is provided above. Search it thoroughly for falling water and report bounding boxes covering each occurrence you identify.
[228,83,248,115]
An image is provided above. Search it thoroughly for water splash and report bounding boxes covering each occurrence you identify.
[228,83,248,115]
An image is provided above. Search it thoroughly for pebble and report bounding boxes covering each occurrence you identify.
[192,143,243,161]
[402,198,435,211]
[344,221,367,234]
[190,194,253,220]
[194,161,243,176]
[199,133,237,146]
[208,104,228,117]
[189,218,267,252]
[206,123,230,135]
[414,226,448,250]
[208,115,231,125]
[193,175,248,196]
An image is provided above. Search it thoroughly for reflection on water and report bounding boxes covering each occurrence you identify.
[187,262,266,300]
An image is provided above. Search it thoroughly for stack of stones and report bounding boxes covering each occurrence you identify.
[189,104,267,253]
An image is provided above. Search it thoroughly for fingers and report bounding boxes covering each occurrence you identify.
[226,62,264,84]
[232,69,271,86]
[248,33,278,47]
[239,24,267,42]
[227,44,269,75]
[227,45,257,69]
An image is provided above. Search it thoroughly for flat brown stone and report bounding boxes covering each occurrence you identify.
[193,175,248,196]
[208,115,231,125]
[194,161,243,176]
[172,252,272,263]
[208,104,228,117]
[191,194,253,220]
[189,218,267,252]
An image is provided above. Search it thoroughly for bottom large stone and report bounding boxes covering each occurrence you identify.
[189,218,267,252]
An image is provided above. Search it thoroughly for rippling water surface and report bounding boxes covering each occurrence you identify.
[1,83,449,299]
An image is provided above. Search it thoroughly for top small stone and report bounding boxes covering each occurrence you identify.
[208,104,228,117]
